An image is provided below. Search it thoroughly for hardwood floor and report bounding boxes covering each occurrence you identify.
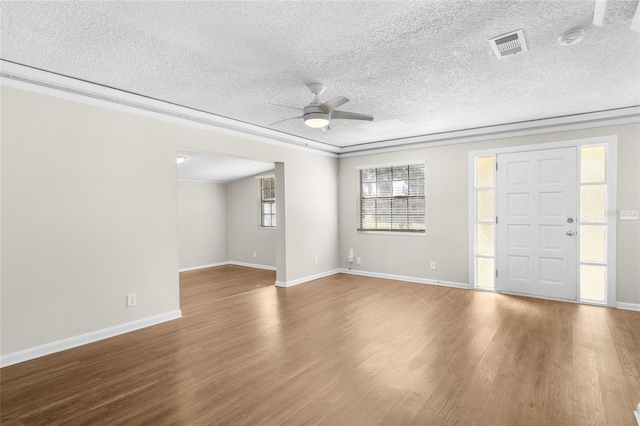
[2,265,639,425]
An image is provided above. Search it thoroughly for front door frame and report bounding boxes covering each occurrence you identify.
[468,136,617,307]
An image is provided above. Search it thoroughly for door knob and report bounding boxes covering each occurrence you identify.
[567,218,574,223]
[566,230,575,236]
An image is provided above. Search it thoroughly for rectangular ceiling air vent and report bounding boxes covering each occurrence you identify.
[489,29,528,59]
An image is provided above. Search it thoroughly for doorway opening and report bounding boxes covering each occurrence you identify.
[176,149,281,282]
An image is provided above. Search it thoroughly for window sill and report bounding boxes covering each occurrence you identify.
[357,230,425,236]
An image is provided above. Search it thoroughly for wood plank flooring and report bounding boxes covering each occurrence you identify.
[2,265,639,425]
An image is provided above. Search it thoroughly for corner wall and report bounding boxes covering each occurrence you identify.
[228,172,276,268]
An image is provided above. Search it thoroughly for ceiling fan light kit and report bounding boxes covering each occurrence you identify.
[304,113,330,128]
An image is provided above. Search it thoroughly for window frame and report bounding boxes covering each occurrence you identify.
[257,175,276,229]
[357,162,426,234]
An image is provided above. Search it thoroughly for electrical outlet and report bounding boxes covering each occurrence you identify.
[430,261,436,270]
[314,257,318,265]
[127,293,137,307]
[356,257,361,264]
[253,251,257,258]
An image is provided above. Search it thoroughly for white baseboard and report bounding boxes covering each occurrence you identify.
[275,269,342,288]
[179,262,229,272]
[0,310,182,368]
[275,268,469,289]
[228,261,277,271]
[179,261,277,272]
[339,268,470,289]
[617,302,640,312]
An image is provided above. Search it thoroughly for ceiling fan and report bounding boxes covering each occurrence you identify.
[269,83,374,130]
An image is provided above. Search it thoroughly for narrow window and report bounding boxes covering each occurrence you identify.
[259,177,276,228]
[358,164,425,232]
[579,145,607,303]
[474,156,495,289]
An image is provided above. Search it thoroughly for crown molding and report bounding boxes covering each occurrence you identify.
[2,60,638,158]
[339,107,640,157]
[0,60,340,157]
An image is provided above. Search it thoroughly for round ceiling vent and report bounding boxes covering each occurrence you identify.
[558,29,585,46]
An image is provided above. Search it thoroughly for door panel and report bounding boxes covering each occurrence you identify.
[539,225,564,250]
[496,147,578,300]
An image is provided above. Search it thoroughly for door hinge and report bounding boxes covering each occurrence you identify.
[495,162,498,170]
[496,216,498,224]
[496,270,498,277]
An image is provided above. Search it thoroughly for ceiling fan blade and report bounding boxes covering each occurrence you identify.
[319,96,349,113]
[331,110,374,121]
[269,116,302,126]
[268,102,302,111]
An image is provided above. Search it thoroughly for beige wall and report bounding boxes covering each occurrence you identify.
[1,88,180,354]
[1,87,340,355]
[174,136,340,284]
[228,173,276,268]
[178,181,229,269]
[339,123,640,305]
[1,84,635,359]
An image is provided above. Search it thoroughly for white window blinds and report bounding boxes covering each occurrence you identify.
[259,177,276,228]
[358,164,425,232]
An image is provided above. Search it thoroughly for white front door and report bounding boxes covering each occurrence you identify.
[496,147,578,300]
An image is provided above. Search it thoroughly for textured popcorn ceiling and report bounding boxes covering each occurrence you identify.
[1,1,639,149]
[177,150,274,183]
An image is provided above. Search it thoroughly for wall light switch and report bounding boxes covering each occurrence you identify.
[253,251,257,258]
[430,261,436,270]
[314,257,318,265]
[356,257,361,264]
[620,210,639,220]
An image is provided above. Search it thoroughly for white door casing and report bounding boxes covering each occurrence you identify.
[496,147,578,300]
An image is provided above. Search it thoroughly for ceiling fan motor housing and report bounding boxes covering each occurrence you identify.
[307,82,325,95]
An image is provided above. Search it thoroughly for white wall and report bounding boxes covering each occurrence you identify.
[339,123,640,305]
[228,172,276,268]
[178,181,229,270]
[1,86,340,357]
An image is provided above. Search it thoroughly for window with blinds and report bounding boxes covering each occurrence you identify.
[358,164,425,232]
[259,177,276,228]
